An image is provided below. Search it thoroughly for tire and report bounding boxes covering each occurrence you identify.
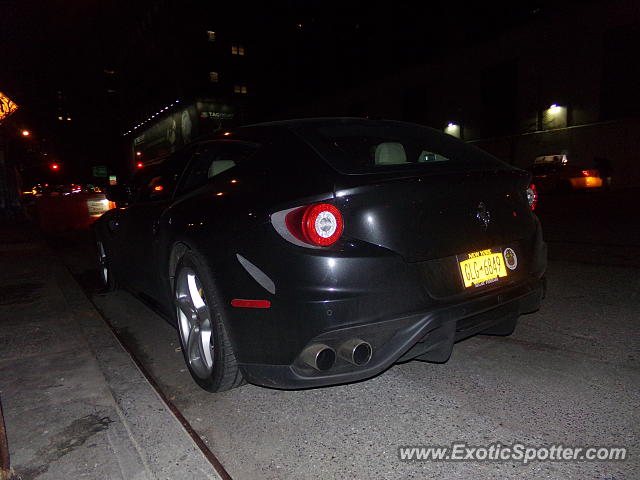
[173,251,245,392]
[96,236,118,292]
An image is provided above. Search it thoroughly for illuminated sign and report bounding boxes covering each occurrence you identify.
[0,91,19,121]
[200,111,234,119]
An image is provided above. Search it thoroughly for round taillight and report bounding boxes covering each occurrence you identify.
[526,183,538,211]
[301,203,344,246]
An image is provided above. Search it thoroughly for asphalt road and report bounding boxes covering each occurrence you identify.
[54,188,640,480]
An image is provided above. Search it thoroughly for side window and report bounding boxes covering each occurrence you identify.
[179,141,258,193]
[128,148,194,203]
[417,150,450,163]
[133,166,174,202]
[129,166,161,203]
[129,161,180,203]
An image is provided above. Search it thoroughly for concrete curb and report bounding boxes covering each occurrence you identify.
[52,258,225,480]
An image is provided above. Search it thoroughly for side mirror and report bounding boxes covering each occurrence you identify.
[105,184,131,203]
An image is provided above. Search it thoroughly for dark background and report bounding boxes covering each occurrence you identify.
[1,0,638,186]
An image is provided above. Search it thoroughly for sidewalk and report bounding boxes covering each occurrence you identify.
[0,223,223,480]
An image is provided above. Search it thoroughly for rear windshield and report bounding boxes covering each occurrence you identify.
[294,122,508,175]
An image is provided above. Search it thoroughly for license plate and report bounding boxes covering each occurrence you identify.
[458,249,508,288]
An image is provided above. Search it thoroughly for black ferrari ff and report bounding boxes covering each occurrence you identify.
[96,118,546,391]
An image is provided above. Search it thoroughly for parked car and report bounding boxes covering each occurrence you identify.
[528,158,603,191]
[95,118,547,392]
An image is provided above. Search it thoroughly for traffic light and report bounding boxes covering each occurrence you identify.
[50,163,60,171]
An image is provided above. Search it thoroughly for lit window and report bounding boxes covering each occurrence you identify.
[231,44,245,55]
[209,71,219,83]
[207,30,216,41]
[234,85,248,94]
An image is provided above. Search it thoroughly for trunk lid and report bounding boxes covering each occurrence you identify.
[335,168,534,262]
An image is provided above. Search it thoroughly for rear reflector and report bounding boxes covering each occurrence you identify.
[231,299,271,308]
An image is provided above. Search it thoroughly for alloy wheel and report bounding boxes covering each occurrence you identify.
[96,240,109,286]
[175,267,214,379]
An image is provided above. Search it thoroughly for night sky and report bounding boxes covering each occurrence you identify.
[1,0,586,183]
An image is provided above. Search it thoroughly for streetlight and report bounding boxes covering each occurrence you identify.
[444,122,461,138]
[21,129,30,137]
[547,104,562,114]
[542,103,567,130]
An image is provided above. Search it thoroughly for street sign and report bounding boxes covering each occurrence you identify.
[0,92,19,122]
[92,166,108,177]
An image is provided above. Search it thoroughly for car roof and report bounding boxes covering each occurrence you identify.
[241,117,418,129]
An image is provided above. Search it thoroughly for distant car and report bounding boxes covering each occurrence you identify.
[528,162,603,192]
[95,118,547,392]
[39,184,83,196]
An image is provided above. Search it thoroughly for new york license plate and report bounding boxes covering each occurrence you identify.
[458,248,508,288]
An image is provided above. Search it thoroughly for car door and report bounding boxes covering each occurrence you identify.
[169,139,261,250]
[117,149,193,298]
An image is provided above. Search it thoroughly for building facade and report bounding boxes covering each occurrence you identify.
[279,1,640,187]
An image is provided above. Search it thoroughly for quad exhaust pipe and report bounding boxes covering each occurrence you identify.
[338,339,372,366]
[301,339,372,371]
[300,344,336,371]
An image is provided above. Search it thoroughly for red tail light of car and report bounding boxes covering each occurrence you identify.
[285,203,344,246]
[526,183,538,211]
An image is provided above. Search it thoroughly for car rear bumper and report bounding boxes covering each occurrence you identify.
[238,275,544,389]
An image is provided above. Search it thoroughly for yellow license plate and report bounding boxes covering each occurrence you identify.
[459,249,508,288]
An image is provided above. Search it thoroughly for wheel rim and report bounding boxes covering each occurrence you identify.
[175,267,214,379]
[97,241,108,286]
